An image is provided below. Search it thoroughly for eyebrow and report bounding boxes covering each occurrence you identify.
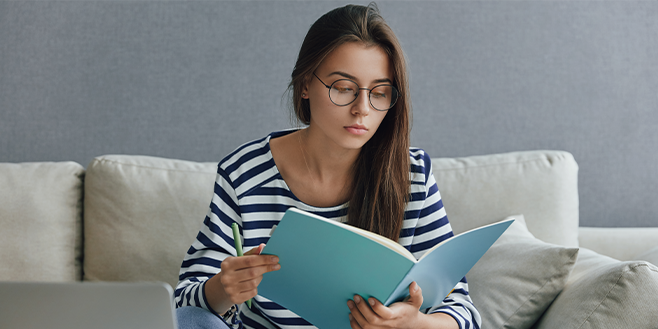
[327,71,393,84]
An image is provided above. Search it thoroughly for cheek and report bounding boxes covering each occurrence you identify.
[308,88,333,110]
[308,93,340,121]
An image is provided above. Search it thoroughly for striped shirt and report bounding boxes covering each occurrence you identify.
[175,130,481,329]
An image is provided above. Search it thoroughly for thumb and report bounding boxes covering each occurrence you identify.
[406,281,424,309]
[244,243,266,256]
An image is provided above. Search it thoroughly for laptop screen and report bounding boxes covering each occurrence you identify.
[0,281,177,329]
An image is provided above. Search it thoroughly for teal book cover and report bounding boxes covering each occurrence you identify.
[258,208,513,329]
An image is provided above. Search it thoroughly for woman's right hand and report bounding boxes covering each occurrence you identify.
[205,244,281,313]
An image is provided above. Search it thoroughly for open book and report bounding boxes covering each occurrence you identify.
[258,207,513,329]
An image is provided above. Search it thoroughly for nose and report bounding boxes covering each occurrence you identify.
[351,89,371,116]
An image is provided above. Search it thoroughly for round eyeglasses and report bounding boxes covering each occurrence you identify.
[313,73,399,111]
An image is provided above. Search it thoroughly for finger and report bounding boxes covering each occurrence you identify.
[256,244,265,254]
[220,261,280,289]
[353,295,381,325]
[348,313,362,329]
[232,262,281,282]
[367,297,394,320]
[230,286,260,305]
[407,282,424,309]
[347,299,369,328]
[224,268,271,295]
[219,274,259,304]
[223,254,279,272]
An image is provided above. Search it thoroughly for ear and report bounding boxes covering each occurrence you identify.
[301,74,313,99]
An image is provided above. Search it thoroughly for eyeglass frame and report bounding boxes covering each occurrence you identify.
[312,73,399,111]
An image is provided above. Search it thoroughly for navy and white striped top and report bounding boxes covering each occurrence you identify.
[175,130,481,329]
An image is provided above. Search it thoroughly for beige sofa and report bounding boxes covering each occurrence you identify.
[2,150,657,328]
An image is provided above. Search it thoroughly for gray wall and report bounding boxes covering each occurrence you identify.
[1,1,657,227]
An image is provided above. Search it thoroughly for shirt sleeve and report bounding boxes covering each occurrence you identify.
[174,166,241,315]
[411,153,482,329]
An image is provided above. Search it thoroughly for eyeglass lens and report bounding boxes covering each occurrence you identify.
[329,79,398,111]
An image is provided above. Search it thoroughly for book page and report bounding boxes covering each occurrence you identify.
[385,218,515,308]
[295,209,415,261]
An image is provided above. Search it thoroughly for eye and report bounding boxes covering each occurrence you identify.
[332,85,354,93]
[371,85,392,99]
[331,80,358,94]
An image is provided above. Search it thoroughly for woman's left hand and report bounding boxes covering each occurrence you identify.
[347,281,424,329]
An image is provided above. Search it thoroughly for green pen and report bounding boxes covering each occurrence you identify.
[231,222,252,308]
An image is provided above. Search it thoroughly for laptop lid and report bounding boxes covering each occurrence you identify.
[0,281,178,329]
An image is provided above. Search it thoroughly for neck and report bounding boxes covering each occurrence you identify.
[297,128,360,184]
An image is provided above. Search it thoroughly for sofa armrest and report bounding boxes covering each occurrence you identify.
[578,227,658,261]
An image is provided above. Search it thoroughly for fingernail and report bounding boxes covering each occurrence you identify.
[369,298,375,306]
[271,257,278,263]
[347,301,353,309]
[272,264,281,270]
[354,295,361,303]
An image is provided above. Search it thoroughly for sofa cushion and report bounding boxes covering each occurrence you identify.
[432,150,579,247]
[83,155,217,288]
[466,215,578,329]
[535,248,658,329]
[0,161,84,281]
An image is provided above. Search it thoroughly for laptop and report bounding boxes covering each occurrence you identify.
[0,281,178,329]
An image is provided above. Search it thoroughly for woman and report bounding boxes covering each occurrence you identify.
[175,4,481,329]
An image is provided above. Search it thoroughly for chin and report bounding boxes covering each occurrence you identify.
[337,135,372,151]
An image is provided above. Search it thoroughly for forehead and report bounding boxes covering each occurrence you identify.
[317,42,392,83]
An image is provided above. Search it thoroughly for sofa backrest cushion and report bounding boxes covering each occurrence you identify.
[634,246,658,267]
[83,155,216,288]
[83,150,579,286]
[578,227,658,261]
[0,161,84,281]
[432,150,579,247]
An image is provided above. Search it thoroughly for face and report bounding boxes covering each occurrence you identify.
[303,42,392,151]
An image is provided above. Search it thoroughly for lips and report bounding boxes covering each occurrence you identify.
[344,124,368,135]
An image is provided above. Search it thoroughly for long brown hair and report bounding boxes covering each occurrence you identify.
[289,3,411,242]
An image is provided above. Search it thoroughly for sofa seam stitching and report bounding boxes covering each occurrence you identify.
[93,154,563,174]
[502,269,558,327]
[92,158,216,174]
[576,263,652,329]
[431,156,567,173]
